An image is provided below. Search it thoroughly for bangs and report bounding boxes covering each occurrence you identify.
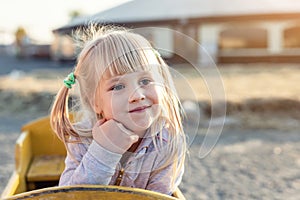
[99,32,161,78]
[106,50,157,77]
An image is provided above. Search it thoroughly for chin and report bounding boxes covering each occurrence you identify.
[130,122,150,131]
[127,121,152,136]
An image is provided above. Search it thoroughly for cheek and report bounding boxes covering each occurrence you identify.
[103,96,123,119]
[99,94,113,119]
[102,106,113,119]
[150,86,160,104]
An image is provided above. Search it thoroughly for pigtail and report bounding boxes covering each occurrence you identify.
[50,85,78,144]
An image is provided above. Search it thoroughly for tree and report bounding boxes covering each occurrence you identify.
[69,10,83,21]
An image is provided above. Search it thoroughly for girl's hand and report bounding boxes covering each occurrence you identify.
[92,119,139,154]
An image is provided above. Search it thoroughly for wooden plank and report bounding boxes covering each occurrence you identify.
[172,187,186,200]
[27,155,65,182]
[15,131,32,194]
[15,132,32,175]
[21,116,66,157]
[1,172,20,199]
[4,185,177,200]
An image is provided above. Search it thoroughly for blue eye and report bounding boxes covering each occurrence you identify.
[140,79,151,86]
[111,84,125,91]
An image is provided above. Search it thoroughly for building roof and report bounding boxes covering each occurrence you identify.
[54,0,300,32]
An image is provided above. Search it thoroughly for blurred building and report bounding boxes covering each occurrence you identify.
[52,0,300,64]
[0,28,51,58]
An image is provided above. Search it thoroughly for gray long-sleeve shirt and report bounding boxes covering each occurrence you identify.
[59,129,184,195]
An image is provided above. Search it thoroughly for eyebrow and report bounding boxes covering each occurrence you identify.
[105,76,121,85]
[104,71,151,85]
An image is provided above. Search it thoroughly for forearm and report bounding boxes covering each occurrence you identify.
[59,141,122,186]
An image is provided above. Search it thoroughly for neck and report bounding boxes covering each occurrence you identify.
[127,138,142,152]
[120,138,143,166]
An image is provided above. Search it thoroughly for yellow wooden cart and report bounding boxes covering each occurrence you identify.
[1,116,186,200]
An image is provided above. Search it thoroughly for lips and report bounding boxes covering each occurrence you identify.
[129,105,151,113]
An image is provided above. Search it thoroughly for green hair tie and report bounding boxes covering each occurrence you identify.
[153,49,161,58]
[64,72,76,89]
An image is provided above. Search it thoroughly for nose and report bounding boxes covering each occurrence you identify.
[129,86,145,103]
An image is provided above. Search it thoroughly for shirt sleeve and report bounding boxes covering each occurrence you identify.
[59,140,122,186]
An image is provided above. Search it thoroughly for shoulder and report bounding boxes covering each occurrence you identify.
[153,127,185,161]
[154,127,185,148]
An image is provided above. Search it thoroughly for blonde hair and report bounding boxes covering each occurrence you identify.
[50,25,186,185]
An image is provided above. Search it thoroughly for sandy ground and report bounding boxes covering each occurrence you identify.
[0,60,300,199]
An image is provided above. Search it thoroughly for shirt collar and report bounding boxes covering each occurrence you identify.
[134,127,169,156]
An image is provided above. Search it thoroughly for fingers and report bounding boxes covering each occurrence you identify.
[95,118,106,127]
[93,118,139,153]
[115,121,139,141]
[115,121,134,136]
[129,134,139,143]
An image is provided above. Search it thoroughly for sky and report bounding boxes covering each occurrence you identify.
[0,0,131,44]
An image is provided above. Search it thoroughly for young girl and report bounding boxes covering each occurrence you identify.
[50,26,186,196]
